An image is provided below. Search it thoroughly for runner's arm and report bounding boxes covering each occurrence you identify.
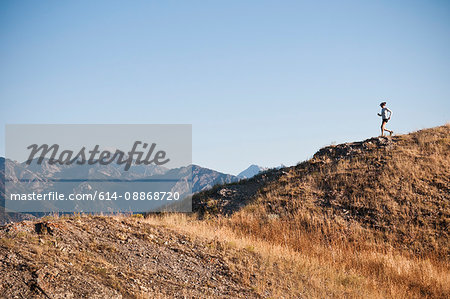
[387,108,392,119]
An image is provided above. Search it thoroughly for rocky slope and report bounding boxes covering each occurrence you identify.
[0,216,266,298]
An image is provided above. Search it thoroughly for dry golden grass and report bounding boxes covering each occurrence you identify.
[144,212,449,298]
[188,124,450,298]
[143,213,381,298]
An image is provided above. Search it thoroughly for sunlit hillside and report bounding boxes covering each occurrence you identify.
[1,125,448,298]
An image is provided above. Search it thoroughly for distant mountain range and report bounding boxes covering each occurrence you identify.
[0,156,282,222]
[1,157,239,194]
[0,157,241,221]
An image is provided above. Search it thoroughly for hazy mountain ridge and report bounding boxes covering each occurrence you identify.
[237,164,267,179]
[0,160,239,223]
[237,164,286,179]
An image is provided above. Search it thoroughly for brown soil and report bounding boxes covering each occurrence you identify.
[0,216,267,298]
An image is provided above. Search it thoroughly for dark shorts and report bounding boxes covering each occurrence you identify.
[382,119,389,123]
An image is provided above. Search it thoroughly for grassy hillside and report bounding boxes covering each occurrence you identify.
[196,125,449,256]
[193,124,450,297]
[0,125,448,298]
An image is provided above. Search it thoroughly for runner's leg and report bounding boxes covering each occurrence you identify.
[383,121,393,135]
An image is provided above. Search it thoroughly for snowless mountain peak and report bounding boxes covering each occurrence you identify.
[237,164,268,179]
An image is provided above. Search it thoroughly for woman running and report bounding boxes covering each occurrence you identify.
[377,102,393,136]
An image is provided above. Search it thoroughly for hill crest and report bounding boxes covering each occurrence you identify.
[193,125,450,257]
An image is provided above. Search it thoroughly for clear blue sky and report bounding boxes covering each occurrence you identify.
[1,0,449,175]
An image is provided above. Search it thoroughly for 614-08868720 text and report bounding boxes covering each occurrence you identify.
[9,191,180,201]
